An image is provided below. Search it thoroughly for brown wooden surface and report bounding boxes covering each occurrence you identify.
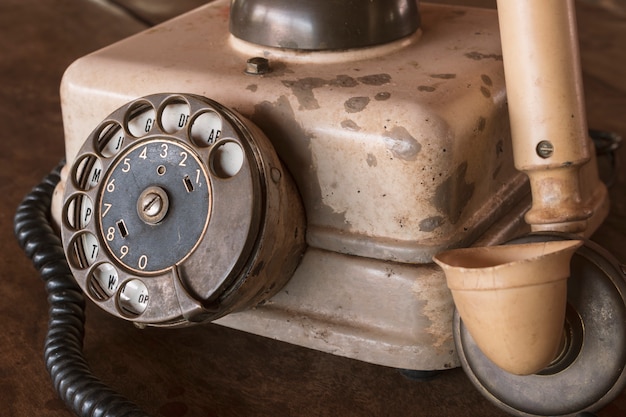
[1,1,625,416]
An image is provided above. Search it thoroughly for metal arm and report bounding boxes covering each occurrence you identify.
[496,0,593,233]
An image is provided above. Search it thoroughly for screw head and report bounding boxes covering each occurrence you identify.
[142,192,163,217]
[536,140,554,158]
[137,186,169,224]
[245,57,270,75]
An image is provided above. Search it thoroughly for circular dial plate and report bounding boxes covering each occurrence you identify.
[99,139,210,274]
[60,93,266,324]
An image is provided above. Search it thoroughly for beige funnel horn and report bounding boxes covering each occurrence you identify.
[434,240,582,375]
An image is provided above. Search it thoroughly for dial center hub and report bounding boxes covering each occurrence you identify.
[138,186,169,224]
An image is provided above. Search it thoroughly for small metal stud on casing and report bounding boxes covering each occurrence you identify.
[245,57,270,75]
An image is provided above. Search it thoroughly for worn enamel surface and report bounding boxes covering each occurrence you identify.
[53,0,602,369]
[59,1,527,263]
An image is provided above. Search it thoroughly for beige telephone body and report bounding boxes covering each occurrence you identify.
[52,0,609,370]
[52,3,621,415]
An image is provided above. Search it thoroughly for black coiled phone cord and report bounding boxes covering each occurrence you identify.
[13,163,149,417]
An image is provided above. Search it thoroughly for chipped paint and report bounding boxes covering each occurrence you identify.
[475,116,487,133]
[419,216,444,232]
[480,74,493,98]
[465,51,503,61]
[375,92,391,101]
[282,74,392,111]
[344,96,370,113]
[496,139,504,156]
[434,162,475,224]
[340,119,361,131]
[412,265,457,354]
[281,77,327,110]
[252,95,348,228]
[431,73,457,79]
[383,126,422,161]
[356,73,392,86]
[330,75,358,87]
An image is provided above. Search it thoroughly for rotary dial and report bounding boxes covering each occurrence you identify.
[60,93,305,325]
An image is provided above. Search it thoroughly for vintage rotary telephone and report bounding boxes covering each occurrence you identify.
[14,0,626,416]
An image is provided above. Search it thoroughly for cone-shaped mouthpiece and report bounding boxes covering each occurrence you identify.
[434,240,582,375]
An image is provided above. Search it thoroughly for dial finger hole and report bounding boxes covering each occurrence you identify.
[96,121,125,157]
[159,97,191,134]
[73,154,103,191]
[89,263,120,301]
[68,231,100,269]
[211,140,244,178]
[189,110,222,147]
[118,279,150,317]
[126,101,156,138]
[64,193,94,230]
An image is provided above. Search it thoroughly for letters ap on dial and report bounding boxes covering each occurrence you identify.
[60,93,306,325]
